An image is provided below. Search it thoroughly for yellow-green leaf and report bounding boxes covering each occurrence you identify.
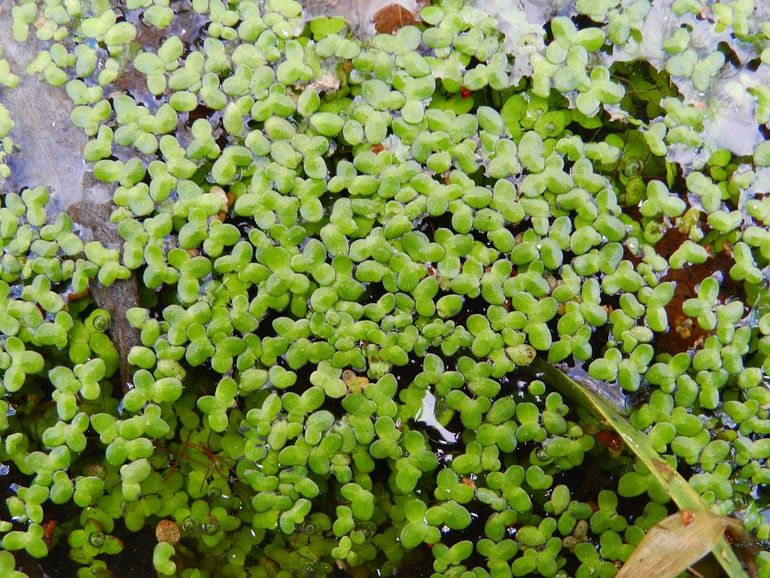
[617,510,733,578]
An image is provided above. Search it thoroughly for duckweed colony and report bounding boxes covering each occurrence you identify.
[1,0,770,576]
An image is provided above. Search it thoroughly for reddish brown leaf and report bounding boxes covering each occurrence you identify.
[372,3,418,33]
[651,225,743,355]
[301,0,426,35]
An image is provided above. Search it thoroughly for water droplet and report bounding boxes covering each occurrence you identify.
[622,158,644,178]
[91,312,110,332]
[180,517,197,534]
[733,492,749,509]
[200,516,220,535]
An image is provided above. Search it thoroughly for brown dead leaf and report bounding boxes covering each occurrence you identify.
[341,369,369,393]
[372,3,418,33]
[647,217,743,356]
[300,0,425,35]
[617,510,736,578]
[67,198,141,393]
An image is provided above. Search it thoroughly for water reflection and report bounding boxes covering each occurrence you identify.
[415,390,459,444]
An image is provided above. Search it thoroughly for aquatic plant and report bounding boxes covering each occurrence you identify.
[0,0,769,576]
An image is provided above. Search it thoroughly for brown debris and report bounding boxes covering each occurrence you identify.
[155,520,181,545]
[650,224,741,355]
[68,200,142,393]
[372,3,420,34]
[342,369,369,393]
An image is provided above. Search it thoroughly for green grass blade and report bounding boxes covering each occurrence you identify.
[531,357,749,578]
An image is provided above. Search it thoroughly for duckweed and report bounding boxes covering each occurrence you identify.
[0,0,770,576]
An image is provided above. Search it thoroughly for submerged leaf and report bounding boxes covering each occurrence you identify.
[68,197,142,392]
[0,4,108,212]
[557,360,630,415]
[0,4,138,390]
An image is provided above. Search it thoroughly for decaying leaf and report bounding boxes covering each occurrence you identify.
[68,198,141,393]
[617,510,741,578]
[307,73,342,94]
[371,3,419,34]
[341,369,369,392]
[651,458,676,481]
[300,0,426,35]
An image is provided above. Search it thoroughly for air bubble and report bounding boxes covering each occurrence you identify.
[200,516,220,535]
